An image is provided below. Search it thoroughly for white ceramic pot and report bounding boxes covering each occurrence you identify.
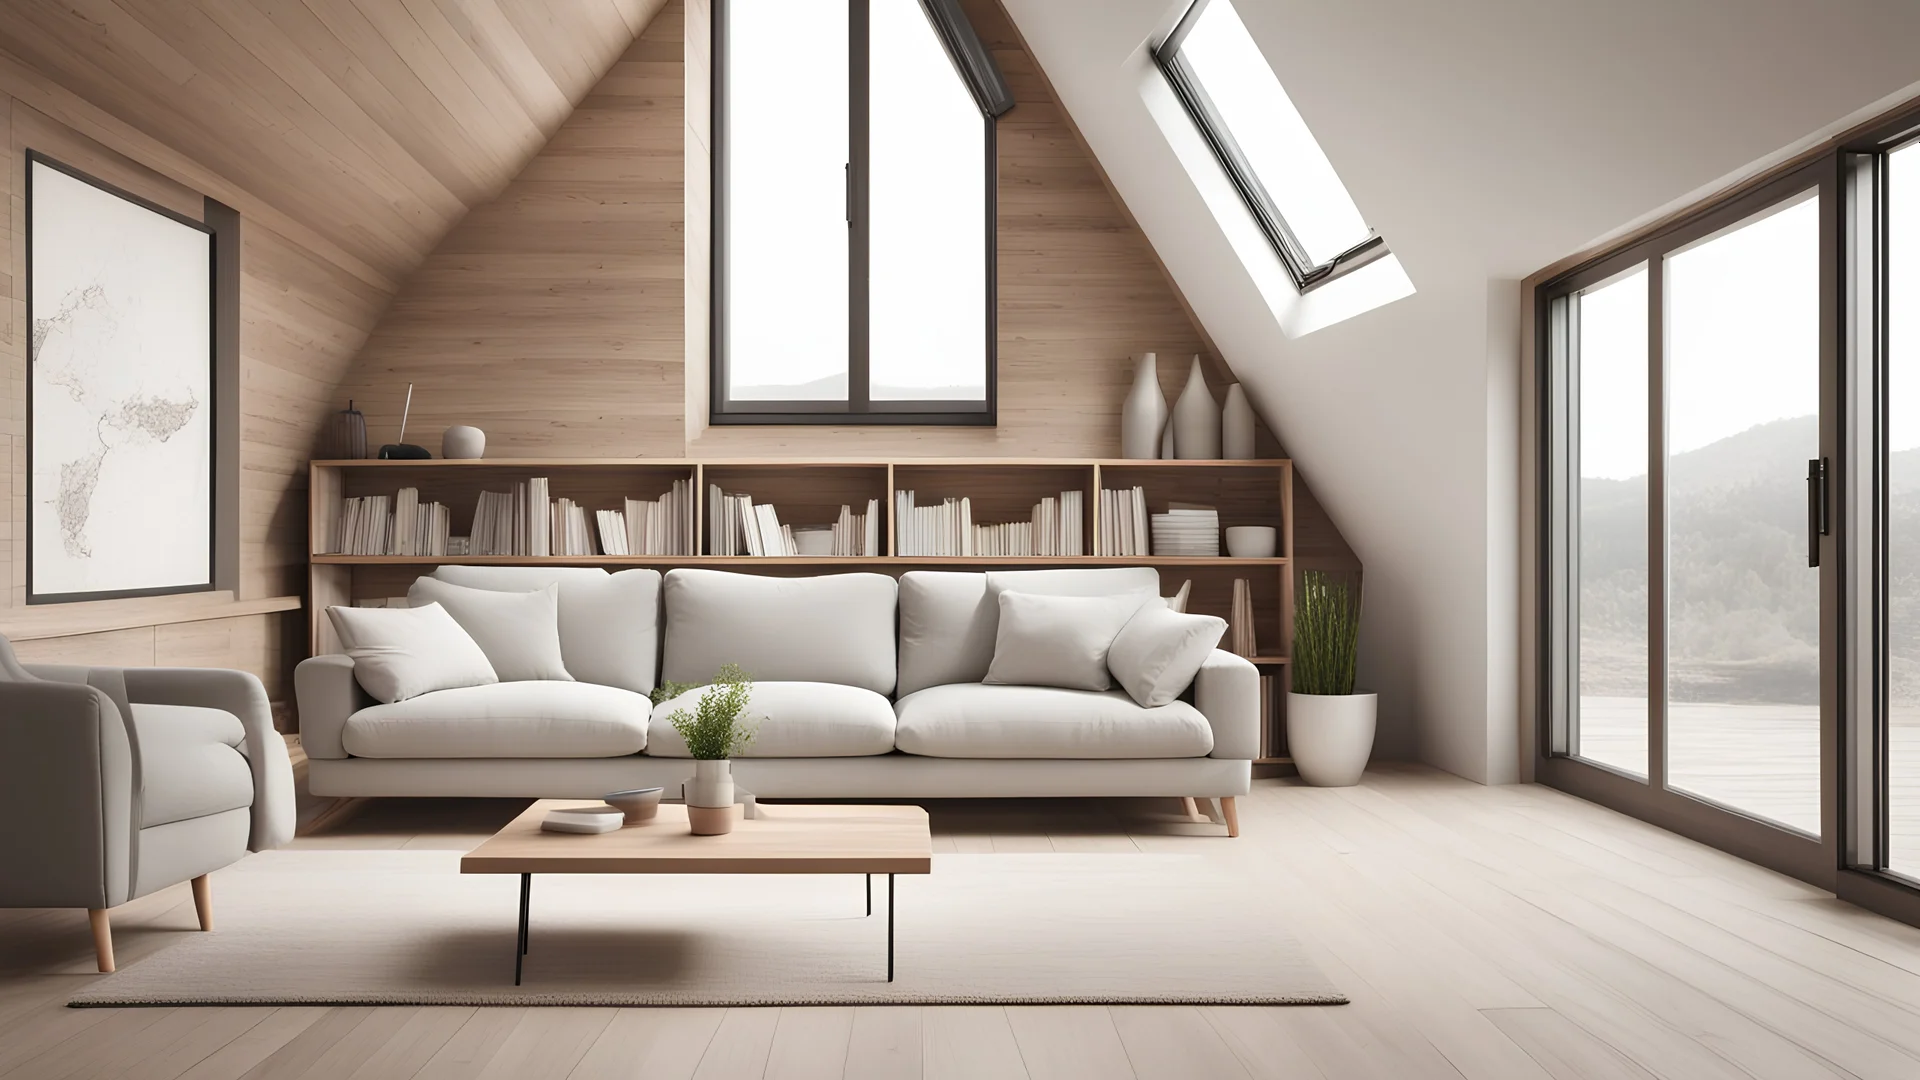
[442,425,486,459]
[1224,525,1277,558]
[1286,692,1377,787]
[1222,383,1256,459]
[688,759,734,808]
[1120,352,1168,459]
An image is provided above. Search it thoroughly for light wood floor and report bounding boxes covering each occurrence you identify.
[7,764,1920,1079]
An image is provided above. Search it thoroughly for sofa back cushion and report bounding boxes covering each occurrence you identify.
[430,566,660,693]
[896,567,1162,696]
[662,569,898,695]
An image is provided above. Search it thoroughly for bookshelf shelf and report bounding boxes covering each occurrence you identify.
[309,455,1298,756]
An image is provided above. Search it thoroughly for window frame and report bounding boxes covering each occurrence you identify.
[710,0,998,426]
[1152,0,1387,293]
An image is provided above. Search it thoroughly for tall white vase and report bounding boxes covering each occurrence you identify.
[1286,693,1377,787]
[1119,353,1167,459]
[1171,355,1221,459]
[1222,384,1255,459]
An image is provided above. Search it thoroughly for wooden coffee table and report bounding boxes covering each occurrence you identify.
[462,800,932,985]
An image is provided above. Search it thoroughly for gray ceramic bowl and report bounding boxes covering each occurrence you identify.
[603,786,665,825]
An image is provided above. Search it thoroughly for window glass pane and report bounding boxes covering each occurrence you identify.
[1664,193,1821,835]
[724,0,849,401]
[1175,0,1370,268]
[1889,143,1920,875]
[868,0,987,402]
[1574,267,1649,777]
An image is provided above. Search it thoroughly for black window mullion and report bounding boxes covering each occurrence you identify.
[849,0,871,414]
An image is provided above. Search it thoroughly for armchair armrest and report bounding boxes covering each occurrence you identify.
[0,680,137,908]
[294,654,369,763]
[1194,650,1260,760]
[124,667,295,852]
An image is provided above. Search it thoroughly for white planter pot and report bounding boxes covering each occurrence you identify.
[1287,693,1377,787]
[687,759,734,808]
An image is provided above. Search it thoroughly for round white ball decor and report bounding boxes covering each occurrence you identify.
[441,425,486,459]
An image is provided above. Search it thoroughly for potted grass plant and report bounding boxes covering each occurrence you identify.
[1287,571,1374,787]
[656,664,755,834]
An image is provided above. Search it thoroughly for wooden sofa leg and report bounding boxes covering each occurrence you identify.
[192,875,213,932]
[1181,796,1203,821]
[1221,797,1240,838]
[88,908,114,973]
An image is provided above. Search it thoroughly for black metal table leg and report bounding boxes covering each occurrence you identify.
[866,873,871,917]
[514,873,531,985]
[887,873,895,983]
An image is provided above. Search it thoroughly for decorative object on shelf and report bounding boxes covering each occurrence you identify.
[1171,355,1221,459]
[1228,578,1258,657]
[1225,525,1278,559]
[1148,503,1219,557]
[1222,383,1256,459]
[1161,424,1174,460]
[603,786,664,826]
[540,805,625,834]
[377,384,432,460]
[669,665,756,835]
[325,401,368,460]
[27,153,215,603]
[1288,570,1374,787]
[1163,579,1192,613]
[441,425,486,460]
[1120,352,1168,459]
[792,527,835,556]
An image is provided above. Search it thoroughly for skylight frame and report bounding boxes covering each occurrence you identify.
[1153,0,1387,292]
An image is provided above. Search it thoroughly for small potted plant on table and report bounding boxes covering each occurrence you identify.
[1287,571,1375,787]
[658,664,755,834]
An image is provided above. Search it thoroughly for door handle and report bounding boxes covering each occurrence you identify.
[1807,457,1829,568]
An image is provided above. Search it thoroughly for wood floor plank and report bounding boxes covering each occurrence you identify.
[175,1009,331,1080]
[1199,1007,1328,1080]
[689,1008,779,1080]
[922,1007,1030,1080]
[1484,1009,1660,1080]
[1108,1007,1251,1080]
[473,1007,617,1080]
[843,1005,923,1080]
[410,1008,529,1080]
[340,1007,477,1080]
[763,1006,855,1080]
[1005,1005,1137,1080]
[567,1008,724,1080]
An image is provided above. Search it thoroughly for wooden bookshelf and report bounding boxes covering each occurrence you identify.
[309,457,1298,752]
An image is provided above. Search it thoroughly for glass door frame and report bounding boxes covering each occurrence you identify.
[1536,159,1843,889]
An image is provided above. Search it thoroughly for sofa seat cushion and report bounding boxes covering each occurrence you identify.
[893,683,1214,760]
[342,682,651,759]
[131,703,254,828]
[646,681,896,758]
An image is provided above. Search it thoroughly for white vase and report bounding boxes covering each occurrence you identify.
[441,425,486,459]
[688,759,734,808]
[1120,353,1167,459]
[1286,693,1377,787]
[1221,384,1255,459]
[1171,355,1220,459]
[1160,424,1174,460]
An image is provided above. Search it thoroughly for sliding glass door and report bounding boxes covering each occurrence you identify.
[1541,164,1838,883]
[1887,141,1920,880]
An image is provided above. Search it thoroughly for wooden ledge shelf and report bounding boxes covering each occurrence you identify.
[310,554,1291,568]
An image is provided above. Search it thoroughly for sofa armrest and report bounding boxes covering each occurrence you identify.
[1194,650,1260,760]
[124,667,296,852]
[295,654,369,762]
[0,680,137,908]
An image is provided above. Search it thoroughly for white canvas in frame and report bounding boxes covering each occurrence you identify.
[29,157,213,600]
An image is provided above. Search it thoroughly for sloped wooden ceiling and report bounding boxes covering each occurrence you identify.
[0,0,668,285]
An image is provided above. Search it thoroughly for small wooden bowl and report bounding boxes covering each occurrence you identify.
[602,787,665,826]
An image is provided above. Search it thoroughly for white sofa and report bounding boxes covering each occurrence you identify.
[295,566,1258,824]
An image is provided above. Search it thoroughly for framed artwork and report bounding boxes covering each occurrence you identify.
[27,151,215,604]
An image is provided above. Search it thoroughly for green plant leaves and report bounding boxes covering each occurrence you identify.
[1293,571,1360,696]
[665,663,757,760]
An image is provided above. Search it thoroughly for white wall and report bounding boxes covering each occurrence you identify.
[1002,0,1920,782]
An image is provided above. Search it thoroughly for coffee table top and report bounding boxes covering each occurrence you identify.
[461,800,932,876]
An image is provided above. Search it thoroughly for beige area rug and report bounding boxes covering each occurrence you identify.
[70,850,1344,1007]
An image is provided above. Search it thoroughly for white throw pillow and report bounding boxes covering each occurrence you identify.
[1107,602,1227,708]
[983,591,1148,692]
[407,578,573,683]
[327,603,498,703]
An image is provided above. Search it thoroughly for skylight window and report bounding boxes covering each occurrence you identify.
[1154,0,1385,289]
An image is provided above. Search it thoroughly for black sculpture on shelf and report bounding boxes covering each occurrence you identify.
[378,383,432,460]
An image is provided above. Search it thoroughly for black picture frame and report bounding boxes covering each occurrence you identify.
[24,150,219,605]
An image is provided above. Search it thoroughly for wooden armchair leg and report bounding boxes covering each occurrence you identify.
[1221,796,1240,838]
[88,908,114,973]
[191,875,212,932]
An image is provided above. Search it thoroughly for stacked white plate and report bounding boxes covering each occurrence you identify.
[1150,509,1220,557]
[541,805,625,834]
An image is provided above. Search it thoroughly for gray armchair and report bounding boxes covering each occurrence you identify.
[0,634,294,972]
